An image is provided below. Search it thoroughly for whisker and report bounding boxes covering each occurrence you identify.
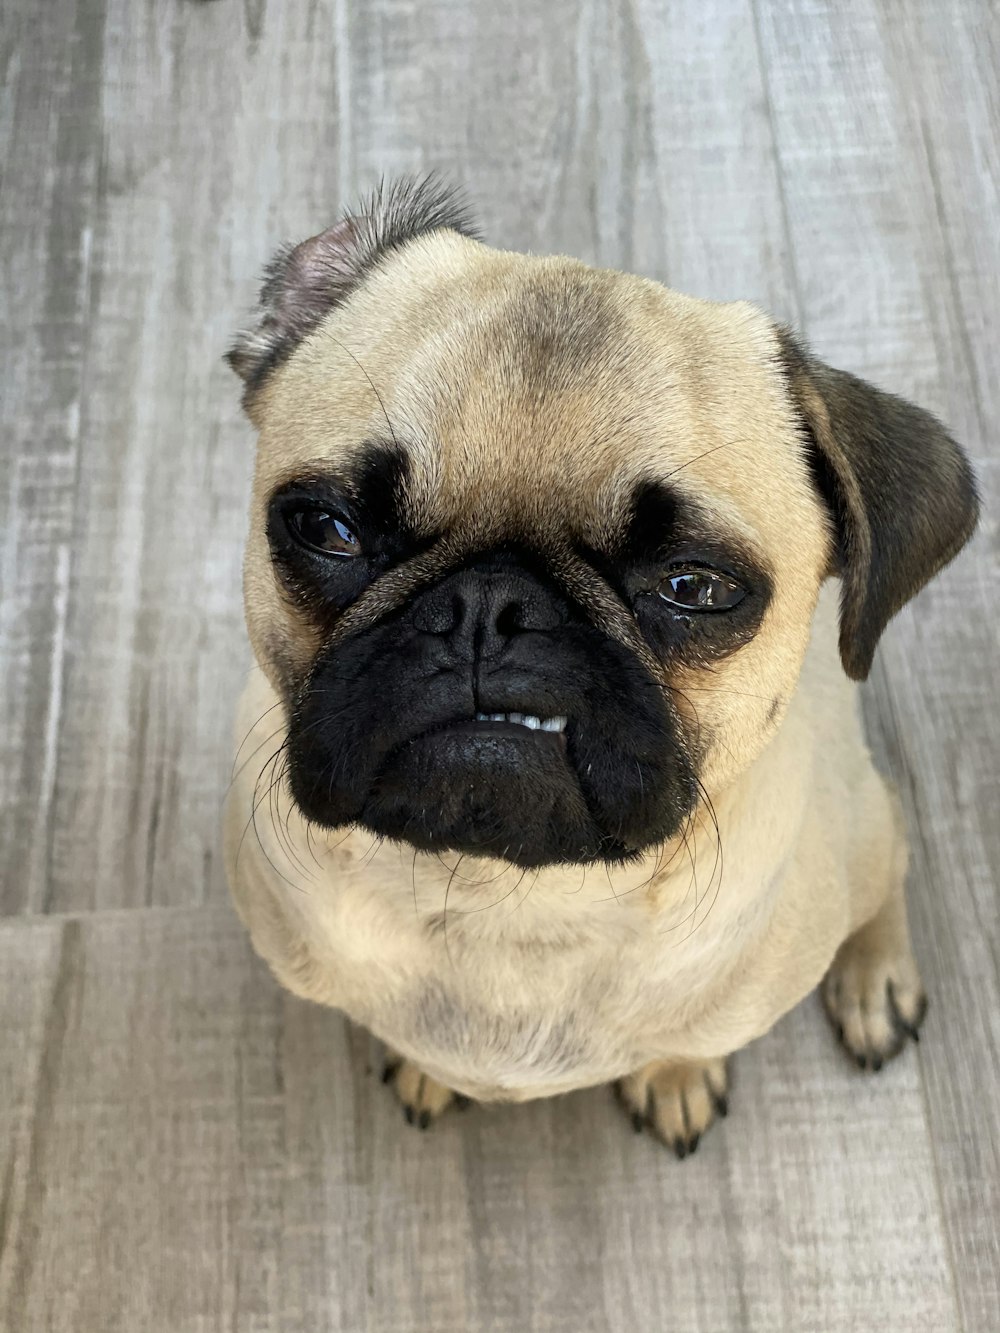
[226,725,287,797]
[235,749,311,895]
[659,806,704,935]
[359,836,384,868]
[304,820,325,872]
[506,865,534,916]
[688,775,724,935]
[234,749,282,871]
[661,437,745,481]
[440,855,463,967]
[603,861,625,908]
[270,746,317,883]
[231,701,285,775]
[673,685,774,703]
[448,862,530,916]
[326,333,400,451]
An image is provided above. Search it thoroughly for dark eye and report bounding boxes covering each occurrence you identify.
[658,568,745,611]
[286,507,362,558]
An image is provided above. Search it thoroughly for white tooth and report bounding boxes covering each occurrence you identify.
[522,715,541,730]
[507,712,524,724]
[475,712,489,721]
[489,713,505,722]
[542,716,568,732]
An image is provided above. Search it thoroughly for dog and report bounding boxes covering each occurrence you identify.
[223,178,978,1154]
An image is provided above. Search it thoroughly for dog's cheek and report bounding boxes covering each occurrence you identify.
[570,668,698,848]
[667,649,788,797]
[284,623,464,828]
[284,632,393,825]
[286,696,372,827]
[243,539,326,698]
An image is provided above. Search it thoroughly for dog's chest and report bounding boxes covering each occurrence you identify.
[295,864,717,1096]
[393,972,611,1096]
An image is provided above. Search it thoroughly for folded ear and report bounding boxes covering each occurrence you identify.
[227,175,477,408]
[778,329,979,680]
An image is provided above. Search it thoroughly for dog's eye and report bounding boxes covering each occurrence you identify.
[658,568,745,611]
[286,507,362,558]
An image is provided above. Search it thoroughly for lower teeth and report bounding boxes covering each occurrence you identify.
[473,713,566,733]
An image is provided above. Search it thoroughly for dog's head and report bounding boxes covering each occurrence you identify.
[229,178,978,869]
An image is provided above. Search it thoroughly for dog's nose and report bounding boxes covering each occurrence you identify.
[412,565,565,659]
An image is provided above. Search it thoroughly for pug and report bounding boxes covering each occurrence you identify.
[223,178,978,1155]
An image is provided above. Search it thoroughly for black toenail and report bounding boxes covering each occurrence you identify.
[454,1094,470,1110]
[418,1110,431,1130]
[871,1054,883,1072]
[673,1139,687,1160]
[631,1111,645,1133]
[689,1134,700,1154]
[714,1094,728,1118]
[381,1064,397,1084]
[855,1054,868,1070]
[404,1104,415,1125]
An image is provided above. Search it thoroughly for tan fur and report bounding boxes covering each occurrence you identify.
[226,232,926,1137]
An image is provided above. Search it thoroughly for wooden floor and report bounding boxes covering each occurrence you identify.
[1,1,998,1329]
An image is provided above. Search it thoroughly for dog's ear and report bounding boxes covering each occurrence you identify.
[778,329,979,680]
[227,175,477,407]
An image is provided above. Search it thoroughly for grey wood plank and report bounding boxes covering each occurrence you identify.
[0,0,110,912]
[16,0,293,914]
[622,0,798,316]
[0,910,960,1333]
[0,911,288,1332]
[753,2,1000,1327]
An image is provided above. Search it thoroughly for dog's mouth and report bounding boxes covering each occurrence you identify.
[366,710,600,866]
[471,710,567,733]
[290,686,686,866]
[403,711,571,752]
[399,710,572,770]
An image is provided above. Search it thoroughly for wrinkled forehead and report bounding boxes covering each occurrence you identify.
[252,233,811,553]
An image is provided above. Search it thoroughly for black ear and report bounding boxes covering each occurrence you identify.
[778,329,979,680]
[227,175,478,405]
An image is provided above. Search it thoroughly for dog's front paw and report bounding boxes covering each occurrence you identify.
[616,1057,729,1158]
[822,945,927,1071]
[381,1054,464,1129]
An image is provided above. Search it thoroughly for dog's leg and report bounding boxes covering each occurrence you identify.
[615,1056,729,1158]
[380,1052,465,1129]
[822,877,927,1070]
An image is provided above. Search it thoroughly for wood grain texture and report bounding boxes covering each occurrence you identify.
[0,0,997,1328]
[753,4,1000,1325]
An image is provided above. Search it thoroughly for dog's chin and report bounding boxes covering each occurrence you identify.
[357,721,627,868]
[284,714,678,869]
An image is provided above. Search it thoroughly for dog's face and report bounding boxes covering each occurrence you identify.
[230,180,977,869]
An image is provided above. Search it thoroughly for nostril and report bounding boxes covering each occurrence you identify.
[495,600,523,638]
[414,590,461,635]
